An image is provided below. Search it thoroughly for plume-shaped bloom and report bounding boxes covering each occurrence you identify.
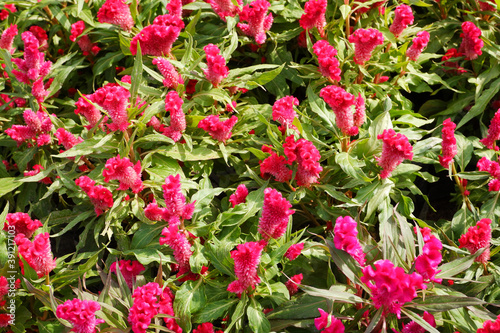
[348,28,384,65]
[161,174,195,225]
[152,57,183,89]
[299,0,327,37]
[397,312,436,333]
[439,118,457,168]
[54,128,83,150]
[480,109,500,150]
[477,314,500,333]
[15,232,56,278]
[144,200,165,221]
[74,95,107,130]
[207,0,242,20]
[69,21,100,56]
[0,24,18,54]
[283,136,323,187]
[272,95,299,132]
[203,44,229,87]
[69,20,85,42]
[229,184,248,207]
[97,0,134,31]
[131,24,182,56]
[258,188,295,239]
[361,260,425,318]
[32,78,49,108]
[237,0,273,44]
[414,227,442,283]
[91,85,130,132]
[12,31,52,84]
[459,21,483,60]
[376,129,413,179]
[29,26,48,51]
[313,40,341,82]
[284,243,304,261]
[442,48,466,74]
[389,4,413,38]
[166,0,183,18]
[286,273,303,296]
[193,322,224,333]
[477,157,500,191]
[56,299,104,333]
[75,176,114,216]
[5,109,53,147]
[458,218,491,263]
[4,212,42,238]
[160,90,186,142]
[110,260,145,289]
[153,14,185,30]
[315,308,345,333]
[159,225,193,277]
[320,85,365,136]
[198,115,238,143]
[333,216,365,266]
[406,31,430,61]
[227,241,265,294]
[0,4,16,21]
[103,156,144,193]
[259,148,293,182]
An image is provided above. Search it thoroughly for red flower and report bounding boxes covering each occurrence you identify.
[439,118,457,168]
[56,299,104,333]
[91,85,131,132]
[153,57,184,89]
[75,176,114,216]
[237,0,273,44]
[414,227,442,283]
[458,218,491,264]
[477,314,500,333]
[375,129,413,179]
[97,0,134,31]
[258,188,294,240]
[272,95,299,131]
[459,21,483,60]
[12,31,52,84]
[28,26,48,51]
[348,28,384,65]
[0,4,16,21]
[0,25,18,54]
[299,0,327,37]
[15,232,57,278]
[442,48,466,74]
[159,225,193,277]
[227,241,265,294]
[283,136,323,187]
[396,311,436,333]
[259,149,293,182]
[206,0,242,21]
[109,260,145,289]
[320,85,364,136]
[54,128,83,150]
[229,184,248,207]
[286,273,303,296]
[198,115,238,143]
[131,24,181,56]
[284,243,304,261]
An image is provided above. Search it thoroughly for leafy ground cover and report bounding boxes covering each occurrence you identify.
[0,0,500,332]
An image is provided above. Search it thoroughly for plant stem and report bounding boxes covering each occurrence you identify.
[451,163,473,212]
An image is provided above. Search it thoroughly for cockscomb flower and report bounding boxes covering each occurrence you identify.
[193,322,224,333]
[478,314,500,333]
[29,26,48,51]
[203,44,229,87]
[198,115,238,143]
[103,156,144,193]
[166,0,183,18]
[286,273,303,296]
[406,31,430,61]
[56,299,104,333]
[458,218,491,264]
[207,0,242,20]
[389,4,413,38]
[4,212,42,238]
[0,24,18,54]
[376,129,413,179]
[0,4,16,21]
[442,48,466,74]
[110,260,145,289]
[75,176,114,216]
[74,95,107,130]
[32,78,49,109]
[313,40,341,82]
[5,109,53,147]
[478,0,496,11]
[69,21,100,56]
[153,13,185,30]
[237,0,273,44]
[348,28,384,65]
[0,314,12,327]
[320,85,365,136]
[397,312,436,333]
[284,243,304,261]
[459,21,483,60]
[272,95,299,131]
[333,216,365,266]
[477,157,500,191]
[0,276,20,300]
[128,282,162,333]
[131,24,181,56]
[97,0,134,31]
[315,308,345,333]
[144,199,165,221]
[229,184,248,207]
[15,232,56,278]
[91,85,130,132]
[54,128,83,150]
[160,90,186,142]
[158,286,182,333]
[161,174,195,225]
[283,136,323,186]
[11,31,52,84]
[438,118,457,168]
[258,188,295,240]
[227,241,265,294]
[299,0,327,38]
[24,164,52,184]
[159,225,193,277]
[414,227,442,283]
[69,20,85,42]
[259,149,293,182]
[480,109,500,150]
[152,57,184,89]
[361,259,425,318]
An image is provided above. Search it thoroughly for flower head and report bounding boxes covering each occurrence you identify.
[237,0,273,44]
[4,212,43,238]
[258,188,295,240]
[477,314,500,333]
[91,85,130,132]
[29,26,48,51]
[152,57,184,89]
[315,308,345,333]
[414,227,442,283]
[5,109,53,147]
[333,216,366,266]
[160,91,186,142]
[227,241,265,294]
[131,24,182,56]
[259,149,293,182]
[97,0,134,31]
[198,115,238,143]
[376,129,413,179]
[110,260,145,289]
[229,184,249,207]
[75,176,114,215]
[313,40,341,82]
[12,31,52,84]
[203,44,229,87]
[480,109,500,150]
[299,0,327,37]
[442,48,467,74]
[286,273,303,296]
[207,0,242,20]
[284,243,304,261]
[0,4,16,21]
[103,156,144,193]
[74,95,107,130]
[159,225,193,277]
[477,157,500,191]
[283,136,323,187]
[272,95,299,131]
[320,85,364,136]
[406,31,430,61]
[459,21,483,60]
[161,174,195,225]
[348,28,384,65]
[389,4,414,38]
[54,128,83,150]
[458,218,491,263]
[56,299,104,333]
[439,118,457,168]
[15,232,56,278]
[0,24,18,54]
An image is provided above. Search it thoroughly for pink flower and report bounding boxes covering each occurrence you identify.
[284,243,304,261]
[153,14,185,30]
[161,174,195,225]
[229,184,248,207]
[348,28,384,65]
[313,40,341,82]
[152,57,184,89]
[4,212,43,238]
[32,78,49,109]
[406,31,430,61]
[320,85,365,136]
[442,48,467,74]
[480,109,500,150]
[315,308,345,333]
[258,188,295,239]
[159,225,193,277]
[15,232,56,278]
[193,322,223,333]
[376,129,413,179]
[166,0,183,18]
[283,136,323,186]
[24,164,52,184]
[131,24,181,56]
[75,176,114,216]
[227,241,265,294]
[97,0,134,31]
[29,26,48,51]
[160,91,186,142]
[91,85,130,132]
[333,216,365,266]
[0,4,16,21]
[272,95,299,131]
[438,118,457,168]
[0,276,20,298]
[207,0,242,20]
[144,199,165,221]
[5,109,53,147]
[414,227,442,283]
[458,218,491,263]
[56,299,104,333]
[459,21,483,60]
[74,95,107,130]
[203,44,229,87]
[361,259,425,318]
[286,273,303,296]
[12,31,52,84]
[477,314,500,333]
[259,148,293,182]
[198,115,238,143]
[103,156,144,193]
[389,4,413,38]
[0,25,18,54]
[54,128,83,150]
[110,260,145,289]
[299,0,327,38]
[397,312,436,333]
[477,157,500,191]
[70,21,85,42]
[237,0,273,44]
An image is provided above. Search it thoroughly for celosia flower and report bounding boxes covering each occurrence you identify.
[131,24,181,56]
[153,14,185,30]
[75,176,114,216]
[159,225,193,277]
[376,129,413,179]
[227,241,265,294]
[207,0,242,20]
[438,118,457,168]
[442,48,466,74]
[110,260,145,289]
[24,164,52,184]
[361,259,425,318]
[237,0,273,44]
[299,0,327,38]
[477,157,500,191]
[74,95,107,129]
[333,216,366,266]
[0,314,12,327]
[458,218,491,263]
[158,286,182,333]
[406,31,430,61]
[272,95,299,131]
[97,0,134,31]
[284,243,304,261]
[313,40,341,82]
[0,276,20,299]
[283,136,323,186]
[5,109,53,147]
[203,44,229,87]
[152,57,184,89]
[54,128,83,150]
[258,188,295,239]
[15,232,56,278]
[229,184,248,207]
[286,273,303,296]
[0,4,16,21]
[478,0,496,11]
[459,21,483,60]
[414,227,442,283]
[198,115,238,143]
[160,90,186,142]
[70,21,85,42]
[0,24,18,54]
[348,28,384,65]
[397,311,436,333]
[128,282,162,333]
[32,78,49,109]
[166,0,183,18]
[161,174,195,225]
[56,299,104,333]
[103,156,144,193]
[315,308,345,333]
[259,149,293,182]
[29,26,48,51]
[320,85,365,136]
[4,212,43,238]
[144,199,165,221]
[389,4,413,38]
[480,109,500,150]
[477,314,500,333]
[193,322,224,333]
[91,85,131,132]
[12,31,51,83]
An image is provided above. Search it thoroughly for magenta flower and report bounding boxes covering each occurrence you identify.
[272,95,299,131]
[361,259,425,318]
[91,85,130,132]
[237,0,273,44]
[5,109,53,147]
[131,24,182,56]
[12,31,52,84]
[286,273,303,296]
[315,308,345,333]
[198,115,238,143]
[159,225,193,277]
[29,26,49,51]
[258,188,295,240]
[227,241,265,294]
[320,85,365,136]
[56,299,104,333]
[110,260,145,289]
[348,28,384,65]
[459,21,483,60]
[477,157,500,191]
[0,4,16,21]
[376,129,413,179]
[193,322,222,333]
[54,128,83,150]
[152,57,184,89]
[4,213,42,239]
[406,31,430,61]
[458,218,491,264]
[207,0,242,20]
[161,174,195,225]
[75,176,114,216]
[284,243,304,261]
[166,0,183,18]
[414,227,442,283]
[259,149,293,182]
[397,312,436,333]
[439,118,457,168]
[69,20,85,42]
[103,156,144,193]
[479,109,500,150]
[32,78,49,108]
[478,314,500,333]
[0,24,18,54]
[313,40,341,82]
[144,199,165,221]
[160,90,186,142]
[333,216,366,266]
[74,95,107,130]
[153,13,185,30]
[389,4,413,38]
[283,136,323,187]
[97,0,134,31]
[229,184,249,207]
[15,232,57,278]
[203,44,229,87]
[299,0,327,38]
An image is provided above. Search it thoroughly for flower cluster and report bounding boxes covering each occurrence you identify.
[15,232,57,278]
[439,118,457,168]
[406,31,430,61]
[376,129,413,179]
[442,48,466,74]
[92,85,131,132]
[285,273,303,296]
[348,28,384,65]
[333,216,366,266]
[110,260,145,289]
[160,225,194,278]
[103,156,144,193]
[477,157,500,191]
[229,184,248,207]
[414,227,442,283]
[198,115,238,143]
[458,218,491,264]
[283,135,323,186]
[299,0,327,38]
[478,314,500,333]
[272,95,299,132]
[0,4,16,21]
[313,40,341,82]
[0,24,18,54]
[149,90,186,142]
[4,212,42,238]
[227,241,265,294]
[315,308,345,333]
[69,21,100,56]
[389,4,413,38]
[207,0,242,21]
[459,21,483,60]
[97,0,134,31]
[56,299,104,333]
[284,243,304,261]
[237,0,273,44]
[258,188,295,239]
[320,85,365,136]
[54,128,83,151]
[5,109,53,147]
[203,44,229,87]
[479,109,500,150]
[12,31,52,84]
[153,57,184,89]
[259,146,293,182]
[131,17,182,56]
[75,176,114,215]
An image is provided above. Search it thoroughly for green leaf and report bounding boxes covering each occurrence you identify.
[306,85,336,129]
[364,307,383,333]
[300,284,366,304]
[130,223,165,249]
[0,177,21,198]
[50,210,93,237]
[325,239,367,292]
[13,147,37,172]
[457,77,500,129]
[130,41,143,106]
[247,299,271,333]
[409,295,486,312]
[174,279,205,332]
[335,152,371,182]
[365,179,394,220]
[93,51,125,78]
[401,308,439,333]
[193,299,237,323]
[246,64,285,90]
[204,239,235,278]
[53,135,118,158]
[436,250,485,279]
[339,4,351,19]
